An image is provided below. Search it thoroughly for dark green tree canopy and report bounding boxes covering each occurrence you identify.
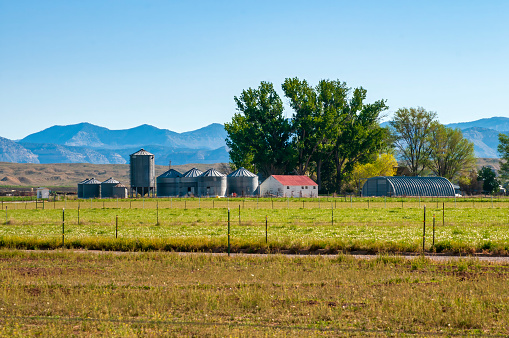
[498,133,509,181]
[478,166,500,194]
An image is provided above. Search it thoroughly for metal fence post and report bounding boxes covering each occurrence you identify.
[228,208,231,256]
[422,205,426,252]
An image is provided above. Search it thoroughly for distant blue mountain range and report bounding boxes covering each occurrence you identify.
[0,123,229,165]
[382,116,509,158]
[0,116,507,164]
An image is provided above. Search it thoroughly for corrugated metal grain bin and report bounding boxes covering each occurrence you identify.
[361,176,455,197]
[198,169,226,197]
[180,168,203,196]
[77,178,90,199]
[112,183,128,199]
[101,177,120,198]
[157,169,182,197]
[130,149,155,197]
[227,167,259,196]
[82,178,102,199]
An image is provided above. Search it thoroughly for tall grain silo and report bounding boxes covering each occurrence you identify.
[101,177,120,198]
[227,167,259,196]
[129,149,155,197]
[157,169,182,197]
[82,178,101,199]
[198,169,226,197]
[180,168,203,196]
[77,178,90,199]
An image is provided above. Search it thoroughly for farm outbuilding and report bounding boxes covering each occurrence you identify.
[36,187,50,199]
[227,167,259,196]
[82,178,102,199]
[77,178,90,198]
[101,177,120,198]
[259,175,318,197]
[180,168,203,196]
[198,169,226,197]
[361,176,455,197]
[130,149,155,197]
[156,169,182,197]
[112,183,128,199]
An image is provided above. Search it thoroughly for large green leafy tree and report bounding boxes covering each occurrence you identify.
[498,133,509,181]
[225,81,295,178]
[390,107,438,176]
[331,88,388,193]
[427,125,476,180]
[478,166,500,194]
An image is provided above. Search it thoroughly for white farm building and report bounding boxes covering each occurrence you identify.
[259,175,318,197]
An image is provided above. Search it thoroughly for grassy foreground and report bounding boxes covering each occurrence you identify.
[0,250,508,336]
[1,197,509,254]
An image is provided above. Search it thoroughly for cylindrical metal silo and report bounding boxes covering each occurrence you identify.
[82,178,101,199]
[129,149,155,197]
[227,167,259,196]
[156,169,182,197]
[101,177,120,198]
[198,169,226,197]
[112,183,128,199]
[180,168,203,196]
[77,178,90,199]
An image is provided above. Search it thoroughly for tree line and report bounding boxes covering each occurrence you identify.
[225,78,501,195]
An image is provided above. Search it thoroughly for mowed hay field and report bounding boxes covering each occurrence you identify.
[1,197,509,254]
[0,251,508,336]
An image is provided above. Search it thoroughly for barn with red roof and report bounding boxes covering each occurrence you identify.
[259,175,318,197]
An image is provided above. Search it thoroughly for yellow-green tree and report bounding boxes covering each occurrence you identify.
[351,153,397,191]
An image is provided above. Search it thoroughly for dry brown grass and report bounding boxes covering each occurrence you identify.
[0,250,508,336]
[0,162,231,188]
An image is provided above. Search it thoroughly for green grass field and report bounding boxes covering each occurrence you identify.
[1,197,508,254]
[0,250,508,336]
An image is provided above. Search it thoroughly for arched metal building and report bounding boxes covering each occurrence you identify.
[362,176,455,197]
[156,169,182,197]
[227,167,258,196]
[198,169,226,197]
[130,149,155,197]
[180,168,203,196]
[82,178,102,199]
[101,177,120,198]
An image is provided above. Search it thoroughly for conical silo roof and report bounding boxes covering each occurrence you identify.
[158,169,182,178]
[78,178,90,184]
[114,183,126,188]
[227,167,256,177]
[83,178,101,184]
[200,168,225,177]
[102,177,120,184]
[183,168,203,177]
[130,148,153,156]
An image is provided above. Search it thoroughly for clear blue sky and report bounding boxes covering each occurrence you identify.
[1,0,508,140]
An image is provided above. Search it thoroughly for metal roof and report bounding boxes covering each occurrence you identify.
[130,148,153,156]
[158,169,183,178]
[102,177,120,184]
[227,167,257,177]
[78,178,90,184]
[271,175,318,186]
[182,168,203,178]
[200,168,225,177]
[114,183,126,188]
[362,176,455,197]
[83,178,102,184]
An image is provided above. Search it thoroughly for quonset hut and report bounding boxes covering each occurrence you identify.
[180,168,203,196]
[198,169,226,197]
[82,178,102,199]
[361,176,455,197]
[101,177,120,198]
[227,167,258,196]
[130,149,155,197]
[156,169,182,197]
